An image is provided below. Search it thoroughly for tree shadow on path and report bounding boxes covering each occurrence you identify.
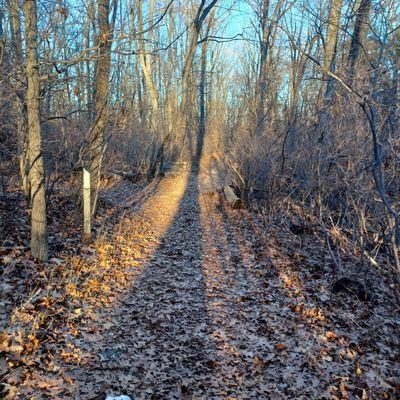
[71,149,226,399]
[70,133,289,399]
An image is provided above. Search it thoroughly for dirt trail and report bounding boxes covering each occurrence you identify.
[13,161,397,399]
[57,166,399,400]
[69,167,282,399]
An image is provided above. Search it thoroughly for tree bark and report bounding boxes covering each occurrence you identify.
[324,0,343,97]
[0,5,5,64]
[85,0,95,123]
[24,0,48,261]
[137,0,159,116]
[179,0,217,158]
[254,0,285,136]
[347,0,371,83]
[89,0,115,215]
[198,14,214,159]
[255,0,270,137]
[198,38,207,159]
[8,0,30,201]
[8,0,22,62]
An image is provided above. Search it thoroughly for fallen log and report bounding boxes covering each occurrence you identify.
[223,186,245,209]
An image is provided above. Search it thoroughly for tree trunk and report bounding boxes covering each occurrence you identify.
[254,0,285,136]
[324,0,343,97]
[89,0,115,215]
[85,0,95,123]
[0,5,5,64]
[165,3,177,138]
[7,0,30,200]
[179,0,217,158]
[255,0,270,137]
[347,0,371,83]
[198,14,214,159]
[316,0,344,164]
[198,38,207,160]
[8,0,22,62]
[24,0,48,261]
[137,0,158,116]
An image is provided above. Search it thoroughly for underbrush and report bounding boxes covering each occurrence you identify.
[225,103,400,300]
[0,174,151,397]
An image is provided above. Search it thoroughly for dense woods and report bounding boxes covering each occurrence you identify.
[0,0,399,398]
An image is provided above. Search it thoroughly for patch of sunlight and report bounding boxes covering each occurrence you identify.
[197,129,227,194]
[63,169,191,309]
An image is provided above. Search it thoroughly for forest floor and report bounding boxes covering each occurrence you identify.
[0,157,399,399]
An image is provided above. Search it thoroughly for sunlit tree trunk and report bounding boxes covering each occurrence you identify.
[254,0,285,136]
[180,0,217,159]
[324,0,343,97]
[7,0,30,200]
[315,0,343,161]
[129,1,144,127]
[24,0,48,261]
[89,0,115,215]
[85,0,95,123]
[165,3,177,137]
[137,0,158,119]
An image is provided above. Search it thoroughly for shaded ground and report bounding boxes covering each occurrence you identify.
[1,161,399,399]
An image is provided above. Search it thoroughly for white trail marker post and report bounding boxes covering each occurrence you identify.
[83,168,91,237]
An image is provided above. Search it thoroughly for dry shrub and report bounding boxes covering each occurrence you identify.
[225,93,399,285]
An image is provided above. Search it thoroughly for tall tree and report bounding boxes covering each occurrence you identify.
[24,0,48,261]
[180,0,217,157]
[255,0,270,137]
[85,0,95,122]
[198,11,214,159]
[323,0,343,97]
[0,4,5,64]
[347,0,371,83]
[8,0,30,201]
[254,0,286,136]
[137,0,159,122]
[89,0,116,215]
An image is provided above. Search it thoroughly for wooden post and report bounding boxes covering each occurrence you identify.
[83,168,91,236]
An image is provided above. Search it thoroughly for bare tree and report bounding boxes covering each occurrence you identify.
[136,0,159,122]
[198,10,214,159]
[347,0,371,82]
[89,0,116,215]
[180,0,217,158]
[23,0,48,261]
[323,0,343,97]
[7,0,30,201]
